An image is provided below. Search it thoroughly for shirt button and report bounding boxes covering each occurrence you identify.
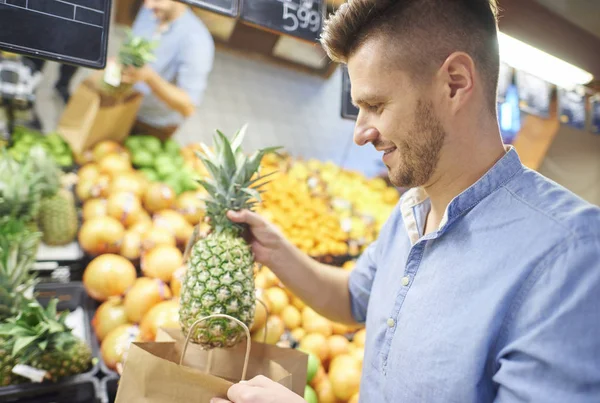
[401,276,410,286]
[387,318,395,328]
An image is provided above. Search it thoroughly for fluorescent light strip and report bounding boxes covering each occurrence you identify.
[498,32,594,90]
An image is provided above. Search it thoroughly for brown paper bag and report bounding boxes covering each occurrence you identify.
[115,326,308,402]
[57,72,143,154]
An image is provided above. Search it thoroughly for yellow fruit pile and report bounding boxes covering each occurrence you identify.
[253,155,400,258]
[256,173,350,257]
[253,265,364,403]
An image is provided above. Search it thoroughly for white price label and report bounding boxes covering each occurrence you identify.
[103,60,122,88]
[282,1,321,33]
[12,365,48,383]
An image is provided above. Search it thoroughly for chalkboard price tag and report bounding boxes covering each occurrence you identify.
[176,0,239,17]
[341,66,358,120]
[0,0,111,69]
[241,0,325,43]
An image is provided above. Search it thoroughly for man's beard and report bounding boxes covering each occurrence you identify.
[388,100,446,188]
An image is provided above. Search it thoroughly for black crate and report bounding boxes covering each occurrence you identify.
[0,375,100,402]
[34,281,100,378]
[99,376,119,403]
[100,358,119,378]
[0,282,101,399]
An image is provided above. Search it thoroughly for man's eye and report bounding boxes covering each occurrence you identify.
[367,104,379,111]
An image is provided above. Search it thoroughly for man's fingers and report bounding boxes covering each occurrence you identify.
[210,399,231,403]
[244,375,275,388]
[227,210,265,228]
[227,382,256,402]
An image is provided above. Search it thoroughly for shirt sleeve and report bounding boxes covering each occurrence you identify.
[176,33,214,107]
[493,236,600,403]
[348,240,379,324]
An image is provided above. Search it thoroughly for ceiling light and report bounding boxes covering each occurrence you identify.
[498,32,594,90]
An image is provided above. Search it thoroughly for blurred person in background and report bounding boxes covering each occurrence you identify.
[120,0,214,139]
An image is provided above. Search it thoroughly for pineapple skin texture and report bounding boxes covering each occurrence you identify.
[179,232,256,349]
[38,189,78,246]
[0,338,91,386]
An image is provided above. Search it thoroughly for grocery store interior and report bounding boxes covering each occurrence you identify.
[0,0,599,402]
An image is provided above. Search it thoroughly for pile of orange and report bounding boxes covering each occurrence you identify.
[252,265,363,403]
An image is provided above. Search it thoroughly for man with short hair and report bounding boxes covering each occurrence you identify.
[122,0,214,139]
[212,1,600,402]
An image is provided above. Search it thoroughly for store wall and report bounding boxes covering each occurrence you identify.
[174,51,382,177]
[538,125,600,206]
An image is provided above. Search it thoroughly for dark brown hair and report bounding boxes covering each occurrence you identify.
[321,0,500,111]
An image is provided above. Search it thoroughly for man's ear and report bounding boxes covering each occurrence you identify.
[438,52,475,112]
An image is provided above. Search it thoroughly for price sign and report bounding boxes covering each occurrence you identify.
[241,0,325,43]
[558,88,586,130]
[341,66,358,120]
[175,0,239,17]
[516,70,551,118]
[0,0,111,69]
[591,96,600,135]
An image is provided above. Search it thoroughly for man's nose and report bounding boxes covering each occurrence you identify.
[354,124,379,146]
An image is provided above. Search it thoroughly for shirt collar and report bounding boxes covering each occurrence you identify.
[400,146,524,242]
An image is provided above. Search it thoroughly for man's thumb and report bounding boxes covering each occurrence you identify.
[227,209,265,228]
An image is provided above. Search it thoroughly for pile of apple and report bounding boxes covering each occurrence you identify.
[252,263,363,403]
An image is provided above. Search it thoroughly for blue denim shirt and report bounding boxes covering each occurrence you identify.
[132,6,214,128]
[349,147,600,402]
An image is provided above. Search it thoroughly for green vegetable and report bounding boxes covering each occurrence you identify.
[132,150,155,168]
[139,168,159,182]
[155,155,177,177]
[304,385,318,403]
[142,136,162,155]
[305,352,320,383]
[163,139,180,155]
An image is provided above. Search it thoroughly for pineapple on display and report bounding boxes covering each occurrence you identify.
[29,146,78,246]
[0,217,40,322]
[179,126,279,349]
[0,299,92,386]
[0,151,43,223]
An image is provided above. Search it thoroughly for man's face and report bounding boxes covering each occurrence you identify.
[144,0,177,22]
[348,39,446,189]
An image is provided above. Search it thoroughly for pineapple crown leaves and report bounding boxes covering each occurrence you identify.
[27,145,62,198]
[0,151,44,221]
[194,125,281,235]
[119,29,158,68]
[0,299,76,359]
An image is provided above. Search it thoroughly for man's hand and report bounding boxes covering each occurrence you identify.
[211,376,304,403]
[227,210,287,267]
[121,65,153,85]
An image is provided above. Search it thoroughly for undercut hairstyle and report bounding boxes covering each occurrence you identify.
[321,0,501,112]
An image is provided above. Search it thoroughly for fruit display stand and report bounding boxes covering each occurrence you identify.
[0,376,101,403]
[68,133,402,402]
[33,241,87,283]
[0,282,101,401]
[99,375,119,403]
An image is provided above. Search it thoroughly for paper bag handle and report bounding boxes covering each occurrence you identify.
[180,314,252,381]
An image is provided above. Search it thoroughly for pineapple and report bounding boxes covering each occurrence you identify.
[0,299,92,386]
[29,146,78,246]
[0,151,43,222]
[179,126,280,349]
[103,30,157,96]
[0,217,40,322]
